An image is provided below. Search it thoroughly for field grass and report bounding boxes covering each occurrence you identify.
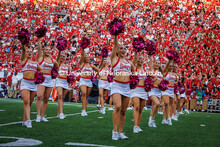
[0,98,220,147]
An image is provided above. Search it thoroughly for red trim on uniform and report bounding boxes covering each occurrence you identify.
[169,86,174,88]
[112,58,120,69]
[39,57,44,65]
[80,63,85,70]
[44,73,51,75]
[23,77,35,81]
[137,85,145,88]
[100,79,108,81]
[153,86,159,89]
[58,77,67,79]
[23,70,37,72]
[21,59,28,68]
[114,79,129,84]
[81,77,91,80]
[164,72,168,78]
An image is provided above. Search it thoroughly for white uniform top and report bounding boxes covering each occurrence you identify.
[164,73,176,83]
[112,58,131,73]
[80,63,93,74]
[99,67,110,76]
[155,71,163,81]
[58,64,68,75]
[136,68,146,81]
[22,60,37,72]
[39,58,54,72]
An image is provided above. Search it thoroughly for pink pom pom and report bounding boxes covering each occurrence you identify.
[187,83,191,89]
[179,88,185,94]
[166,50,175,60]
[18,28,30,45]
[34,71,45,84]
[107,74,114,83]
[51,66,58,79]
[174,84,179,94]
[132,37,145,52]
[144,76,154,92]
[130,75,139,89]
[101,47,109,58]
[56,37,67,51]
[186,89,192,95]
[107,18,125,36]
[145,41,156,55]
[172,50,180,63]
[35,25,47,38]
[67,74,76,84]
[80,37,90,49]
[158,79,169,91]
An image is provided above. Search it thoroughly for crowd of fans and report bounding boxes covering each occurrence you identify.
[0,0,219,102]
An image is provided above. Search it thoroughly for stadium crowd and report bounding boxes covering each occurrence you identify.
[0,0,219,105]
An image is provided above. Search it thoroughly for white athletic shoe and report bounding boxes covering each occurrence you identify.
[100,108,106,114]
[22,122,25,126]
[112,130,119,140]
[59,113,65,119]
[172,115,178,121]
[148,117,156,127]
[85,111,88,116]
[167,117,172,125]
[193,109,196,112]
[41,116,49,122]
[127,107,133,110]
[81,110,87,116]
[118,133,128,140]
[202,110,205,112]
[133,126,139,133]
[26,120,32,128]
[158,112,163,114]
[137,127,143,132]
[144,107,147,110]
[36,115,41,122]
[179,111,184,114]
[162,120,168,125]
[97,105,101,110]
[108,107,114,110]
[185,110,190,114]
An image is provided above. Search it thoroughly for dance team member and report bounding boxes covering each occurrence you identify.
[36,37,59,122]
[98,58,111,114]
[79,40,99,116]
[56,51,71,119]
[178,77,189,114]
[111,35,134,140]
[131,52,147,133]
[20,41,42,128]
[172,63,179,121]
[161,61,175,126]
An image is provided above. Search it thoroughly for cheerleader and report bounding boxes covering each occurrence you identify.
[148,56,164,127]
[111,36,134,140]
[56,51,71,119]
[178,77,190,114]
[131,52,147,133]
[20,43,42,128]
[98,58,111,114]
[79,45,99,116]
[172,63,179,121]
[36,38,59,122]
[161,62,175,125]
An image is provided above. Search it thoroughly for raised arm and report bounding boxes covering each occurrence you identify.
[98,58,104,69]
[149,55,154,71]
[91,64,100,73]
[110,35,118,61]
[56,50,61,64]
[20,44,26,64]
[37,38,43,61]
[37,63,42,72]
[132,52,137,66]
[79,48,85,66]
[162,60,171,75]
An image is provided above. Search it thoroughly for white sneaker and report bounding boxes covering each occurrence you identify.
[112,130,119,140]
[127,107,133,110]
[144,107,147,110]
[179,111,184,114]
[137,127,143,132]
[85,111,88,116]
[172,115,178,121]
[81,110,86,116]
[36,115,41,122]
[133,126,139,133]
[108,107,114,110]
[158,112,162,114]
[59,113,65,119]
[26,120,32,128]
[41,116,49,122]
[148,117,156,127]
[22,121,26,126]
[100,108,106,114]
[97,105,101,110]
[162,120,168,125]
[118,133,128,140]
[202,110,205,112]
[185,110,190,114]
[167,117,172,125]
[193,109,196,112]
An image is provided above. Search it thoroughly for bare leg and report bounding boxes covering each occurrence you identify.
[112,93,122,132]
[36,85,46,116]
[118,96,130,133]
[150,95,160,120]
[41,87,53,117]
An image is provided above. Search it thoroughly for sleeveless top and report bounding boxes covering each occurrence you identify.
[164,72,176,87]
[39,57,54,71]
[22,60,37,72]
[80,63,93,74]
[135,68,146,81]
[58,64,68,76]
[112,58,131,73]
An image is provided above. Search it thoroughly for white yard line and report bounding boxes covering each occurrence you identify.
[0,110,99,127]
[65,142,115,147]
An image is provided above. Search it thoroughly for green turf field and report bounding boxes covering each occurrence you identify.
[0,98,220,147]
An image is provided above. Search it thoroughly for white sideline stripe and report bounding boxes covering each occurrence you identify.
[0,110,99,127]
[0,110,5,112]
[65,142,115,147]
